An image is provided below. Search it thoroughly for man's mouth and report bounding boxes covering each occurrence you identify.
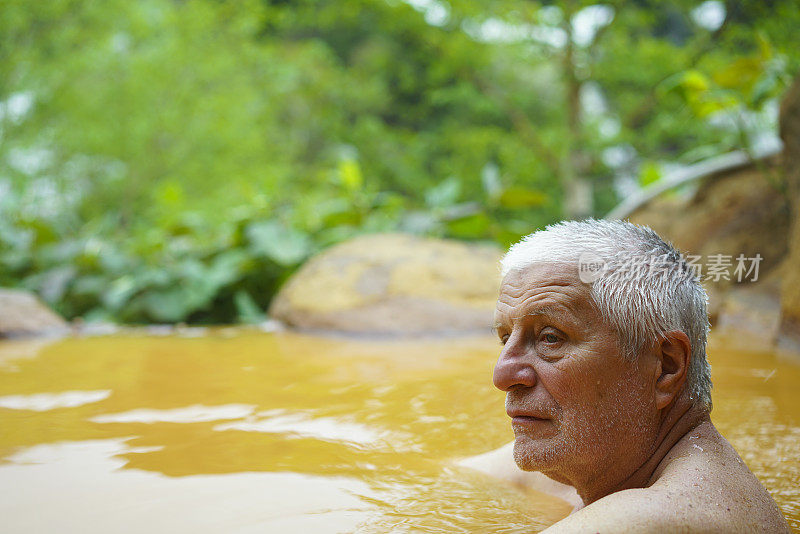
[506,408,551,422]
[511,415,548,423]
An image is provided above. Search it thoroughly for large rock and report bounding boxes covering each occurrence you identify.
[0,289,68,338]
[628,159,790,289]
[628,160,794,333]
[269,233,503,336]
[714,281,782,347]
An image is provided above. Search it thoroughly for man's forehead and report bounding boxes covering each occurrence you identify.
[499,262,588,297]
[502,261,582,284]
[495,262,596,323]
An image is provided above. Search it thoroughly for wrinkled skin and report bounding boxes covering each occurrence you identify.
[473,262,790,532]
[493,263,660,499]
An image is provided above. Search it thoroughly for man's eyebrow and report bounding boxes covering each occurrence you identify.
[493,304,571,330]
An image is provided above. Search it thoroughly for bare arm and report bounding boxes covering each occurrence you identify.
[540,489,683,533]
[456,441,581,507]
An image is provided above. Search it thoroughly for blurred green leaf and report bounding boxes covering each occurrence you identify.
[104,275,137,310]
[713,58,762,92]
[234,289,265,324]
[497,188,547,209]
[338,158,363,192]
[447,212,491,238]
[155,181,185,208]
[72,275,107,299]
[246,221,312,266]
[639,161,662,187]
[481,162,502,200]
[680,70,710,93]
[142,288,193,323]
[425,178,461,208]
[207,249,250,288]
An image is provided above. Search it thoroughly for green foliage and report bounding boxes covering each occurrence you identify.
[0,0,798,324]
[639,162,663,187]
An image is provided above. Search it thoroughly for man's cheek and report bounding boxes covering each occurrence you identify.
[548,363,604,405]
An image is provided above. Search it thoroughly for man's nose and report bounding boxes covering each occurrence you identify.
[492,337,537,391]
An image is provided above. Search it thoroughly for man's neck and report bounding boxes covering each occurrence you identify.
[573,395,710,506]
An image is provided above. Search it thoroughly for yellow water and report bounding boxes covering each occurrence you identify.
[0,330,797,532]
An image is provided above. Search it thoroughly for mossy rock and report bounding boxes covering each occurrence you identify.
[269,233,503,336]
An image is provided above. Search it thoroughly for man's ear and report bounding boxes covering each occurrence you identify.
[654,330,691,410]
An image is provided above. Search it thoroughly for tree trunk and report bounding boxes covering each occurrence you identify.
[779,74,800,348]
[561,2,593,220]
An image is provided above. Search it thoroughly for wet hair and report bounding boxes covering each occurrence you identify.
[501,219,712,409]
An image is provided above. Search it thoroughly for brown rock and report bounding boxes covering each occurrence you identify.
[269,233,503,336]
[0,289,68,338]
[629,161,790,286]
[628,159,790,320]
[715,283,782,348]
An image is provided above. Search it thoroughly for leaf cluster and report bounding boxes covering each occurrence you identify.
[0,0,797,323]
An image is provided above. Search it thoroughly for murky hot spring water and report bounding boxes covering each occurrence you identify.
[0,331,798,532]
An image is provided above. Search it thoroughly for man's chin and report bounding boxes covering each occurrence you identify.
[512,434,563,472]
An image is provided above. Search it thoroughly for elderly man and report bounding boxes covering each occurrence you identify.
[462,220,789,532]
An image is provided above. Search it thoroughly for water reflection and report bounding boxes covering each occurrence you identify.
[0,330,797,531]
[0,438,374,533]
[214,409,388,446]
[0,390,111,411]
[91,404,255,424]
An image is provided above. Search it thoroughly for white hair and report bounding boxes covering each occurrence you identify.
[501,219,712,409]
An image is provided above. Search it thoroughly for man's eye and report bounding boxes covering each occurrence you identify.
[542,333,560,344]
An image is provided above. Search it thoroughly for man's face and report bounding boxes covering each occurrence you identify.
[492,262,659,484]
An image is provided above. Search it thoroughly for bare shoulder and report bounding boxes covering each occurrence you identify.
[651,423,789,532]
[540,487,711,533]
[544,424,790,533]
[543,486,787,533]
